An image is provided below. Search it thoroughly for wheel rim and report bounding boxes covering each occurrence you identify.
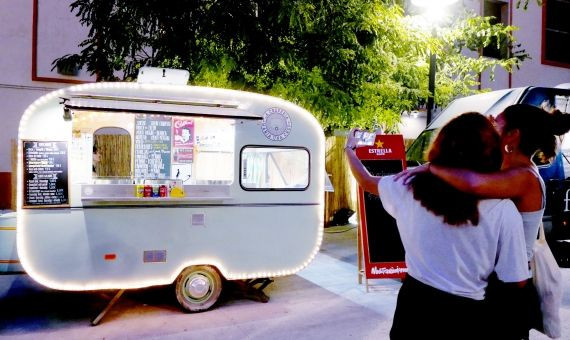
[182,271,214,303]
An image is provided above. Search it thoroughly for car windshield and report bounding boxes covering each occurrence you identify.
[406,129,435,163]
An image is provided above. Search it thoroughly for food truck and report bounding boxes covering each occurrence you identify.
[407,85,570,266]
[16,68,325,318]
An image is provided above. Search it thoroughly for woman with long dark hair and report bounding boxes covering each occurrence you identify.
[398,104,570,338]
[345,112,529,339]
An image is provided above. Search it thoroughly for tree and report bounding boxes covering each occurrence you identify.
[54,0,528,134]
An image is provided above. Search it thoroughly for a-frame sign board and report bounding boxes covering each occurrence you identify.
[356,134,407,291]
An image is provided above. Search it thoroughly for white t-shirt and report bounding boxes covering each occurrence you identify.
[379,175,529,300]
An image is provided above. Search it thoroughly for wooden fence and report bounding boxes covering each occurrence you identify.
[324,136,357,226]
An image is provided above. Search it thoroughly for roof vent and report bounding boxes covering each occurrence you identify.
[137,67,189,86]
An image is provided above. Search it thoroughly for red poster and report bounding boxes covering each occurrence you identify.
[172,118,194,147]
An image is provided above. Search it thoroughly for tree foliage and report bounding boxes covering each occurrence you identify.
[55,0,528,134]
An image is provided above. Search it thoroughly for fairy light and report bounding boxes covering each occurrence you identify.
[17,81,326,290]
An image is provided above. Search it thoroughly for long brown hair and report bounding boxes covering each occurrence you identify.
[502,104,570,160]
[410,112,502,226]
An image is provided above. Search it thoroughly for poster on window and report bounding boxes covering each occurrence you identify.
[173,148,193,163]
[171,163,192,183]
[173,118,194,148]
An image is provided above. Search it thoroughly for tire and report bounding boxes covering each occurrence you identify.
[175,265,222,312]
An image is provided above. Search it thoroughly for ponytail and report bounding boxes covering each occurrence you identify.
[549,109,570,136]
[502,105,570,160]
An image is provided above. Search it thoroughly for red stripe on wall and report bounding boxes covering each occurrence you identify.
[0,172,11,210]
[0,260,21,264]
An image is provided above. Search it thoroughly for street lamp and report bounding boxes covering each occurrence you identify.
[411,0,458,126]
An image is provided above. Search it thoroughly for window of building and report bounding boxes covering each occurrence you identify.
[240,147,309,190]
[482,0,509,59]
[542,0,570,67]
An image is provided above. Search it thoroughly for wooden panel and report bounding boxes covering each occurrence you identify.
[324,136,357,226]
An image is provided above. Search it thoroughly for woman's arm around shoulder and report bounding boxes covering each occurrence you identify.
[429,165,533,199]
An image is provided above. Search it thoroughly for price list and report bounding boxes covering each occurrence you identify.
[23,141,69,207]
[134,115,172,179]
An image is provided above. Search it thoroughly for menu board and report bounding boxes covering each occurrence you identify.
[23,141,69,208]
[355,134,407,280]
[361,160,405,263]
[134,114,172,179]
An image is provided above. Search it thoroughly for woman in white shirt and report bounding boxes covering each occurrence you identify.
[345,112,529,340]
[397,104,570,338]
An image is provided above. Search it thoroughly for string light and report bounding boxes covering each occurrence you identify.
[17,82,326,290]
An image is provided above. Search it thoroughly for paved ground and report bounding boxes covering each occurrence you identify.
[0,225,569,339]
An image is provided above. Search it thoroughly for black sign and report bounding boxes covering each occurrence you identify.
[23,141,69,208]
[361,160,405,263]
[134,115,172,179]
[543,179,570,267]
[545,179,570,241]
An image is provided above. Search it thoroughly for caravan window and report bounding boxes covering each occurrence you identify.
[240,147,309,190]
[70,111,235,185]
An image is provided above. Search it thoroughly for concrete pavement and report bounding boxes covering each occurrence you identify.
[0,225,569,339]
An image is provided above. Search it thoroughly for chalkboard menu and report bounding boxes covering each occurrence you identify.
[134,114,172,179]
[23,141,69,208]
[361,160,405,263]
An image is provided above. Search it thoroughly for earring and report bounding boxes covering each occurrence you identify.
[504,144,513,154]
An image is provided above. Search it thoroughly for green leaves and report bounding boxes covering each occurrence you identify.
[56,0,528,135]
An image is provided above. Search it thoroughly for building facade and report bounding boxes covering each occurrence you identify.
[468,0,570,90]
[0,0,569,209]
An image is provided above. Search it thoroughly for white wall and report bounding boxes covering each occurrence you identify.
[399,114,427,139]
[471,0,570,90]
[510,1,570,88]
[0,0,93,172]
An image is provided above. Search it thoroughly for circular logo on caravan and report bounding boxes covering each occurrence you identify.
[261,107,292,141]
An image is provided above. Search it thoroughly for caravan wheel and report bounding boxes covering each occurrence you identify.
[175,265,222,312]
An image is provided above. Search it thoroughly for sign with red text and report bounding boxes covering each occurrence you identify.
[172,118,194,148]
[357,134,407,279]
[172,117,194,164]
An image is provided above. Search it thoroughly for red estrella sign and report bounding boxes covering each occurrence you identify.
[355,134,406,161]
[357,134,407,279]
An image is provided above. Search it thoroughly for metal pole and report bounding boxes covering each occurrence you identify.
[91,289,125,326]
[426,52,436,126]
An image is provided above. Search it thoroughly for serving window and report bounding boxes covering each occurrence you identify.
[70,110,235,186]
[240,146,309,190]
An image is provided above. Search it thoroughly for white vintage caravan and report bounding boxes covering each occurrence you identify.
[16,68,325,315]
